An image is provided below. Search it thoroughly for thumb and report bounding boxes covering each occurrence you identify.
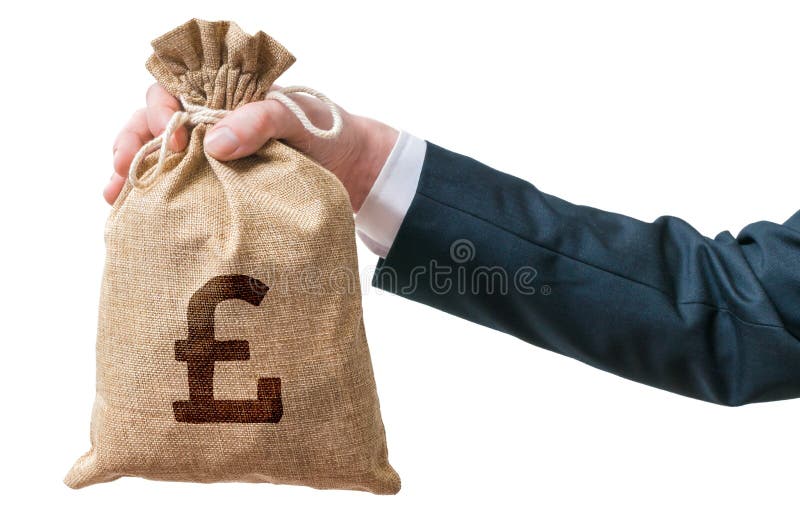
[204,99,302,161]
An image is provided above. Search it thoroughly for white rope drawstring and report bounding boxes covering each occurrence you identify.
[128,85,343,189]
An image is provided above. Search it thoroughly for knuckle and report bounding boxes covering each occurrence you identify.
[264,98,287,116]
[130,109,149,137]
[132,107,147,122]
[247,102,274,137]
[149,106,170,133]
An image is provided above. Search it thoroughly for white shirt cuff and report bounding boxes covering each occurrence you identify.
[355,131,427,257]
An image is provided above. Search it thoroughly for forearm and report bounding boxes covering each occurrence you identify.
[367,141,800,405]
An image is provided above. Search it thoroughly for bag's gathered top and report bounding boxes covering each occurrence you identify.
[128,20,343,190]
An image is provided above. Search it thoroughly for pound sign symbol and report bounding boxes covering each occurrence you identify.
[172,275,283,423]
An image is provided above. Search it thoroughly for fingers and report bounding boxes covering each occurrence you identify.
[106,84,334,205]
[146,84,188,151]
[107,84,184,205]
[113,108,150,178]
[103,173,126,205]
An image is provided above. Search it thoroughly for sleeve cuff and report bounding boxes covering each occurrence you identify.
[354,131,427,257]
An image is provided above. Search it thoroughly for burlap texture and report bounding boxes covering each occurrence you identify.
[65,19,400,494]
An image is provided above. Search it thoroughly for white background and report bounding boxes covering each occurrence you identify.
[3,1,800,530]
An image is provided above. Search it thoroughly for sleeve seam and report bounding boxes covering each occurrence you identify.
[415,189,788,332]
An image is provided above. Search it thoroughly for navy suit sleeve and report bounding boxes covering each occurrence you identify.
[372,142,800,405]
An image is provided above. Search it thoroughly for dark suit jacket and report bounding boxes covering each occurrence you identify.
[372,142,800,406]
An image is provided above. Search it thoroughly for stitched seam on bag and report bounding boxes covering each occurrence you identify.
[416,190,789,333]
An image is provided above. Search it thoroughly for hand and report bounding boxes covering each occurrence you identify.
[107,84,398,211]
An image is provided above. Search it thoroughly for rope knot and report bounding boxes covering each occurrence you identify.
[128,86,343,190]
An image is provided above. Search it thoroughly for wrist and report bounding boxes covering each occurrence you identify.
[348,116,398,212]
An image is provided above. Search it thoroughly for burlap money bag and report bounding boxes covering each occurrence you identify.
[65,19,400,494]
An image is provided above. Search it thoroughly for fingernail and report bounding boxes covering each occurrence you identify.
[205,127,239,157]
